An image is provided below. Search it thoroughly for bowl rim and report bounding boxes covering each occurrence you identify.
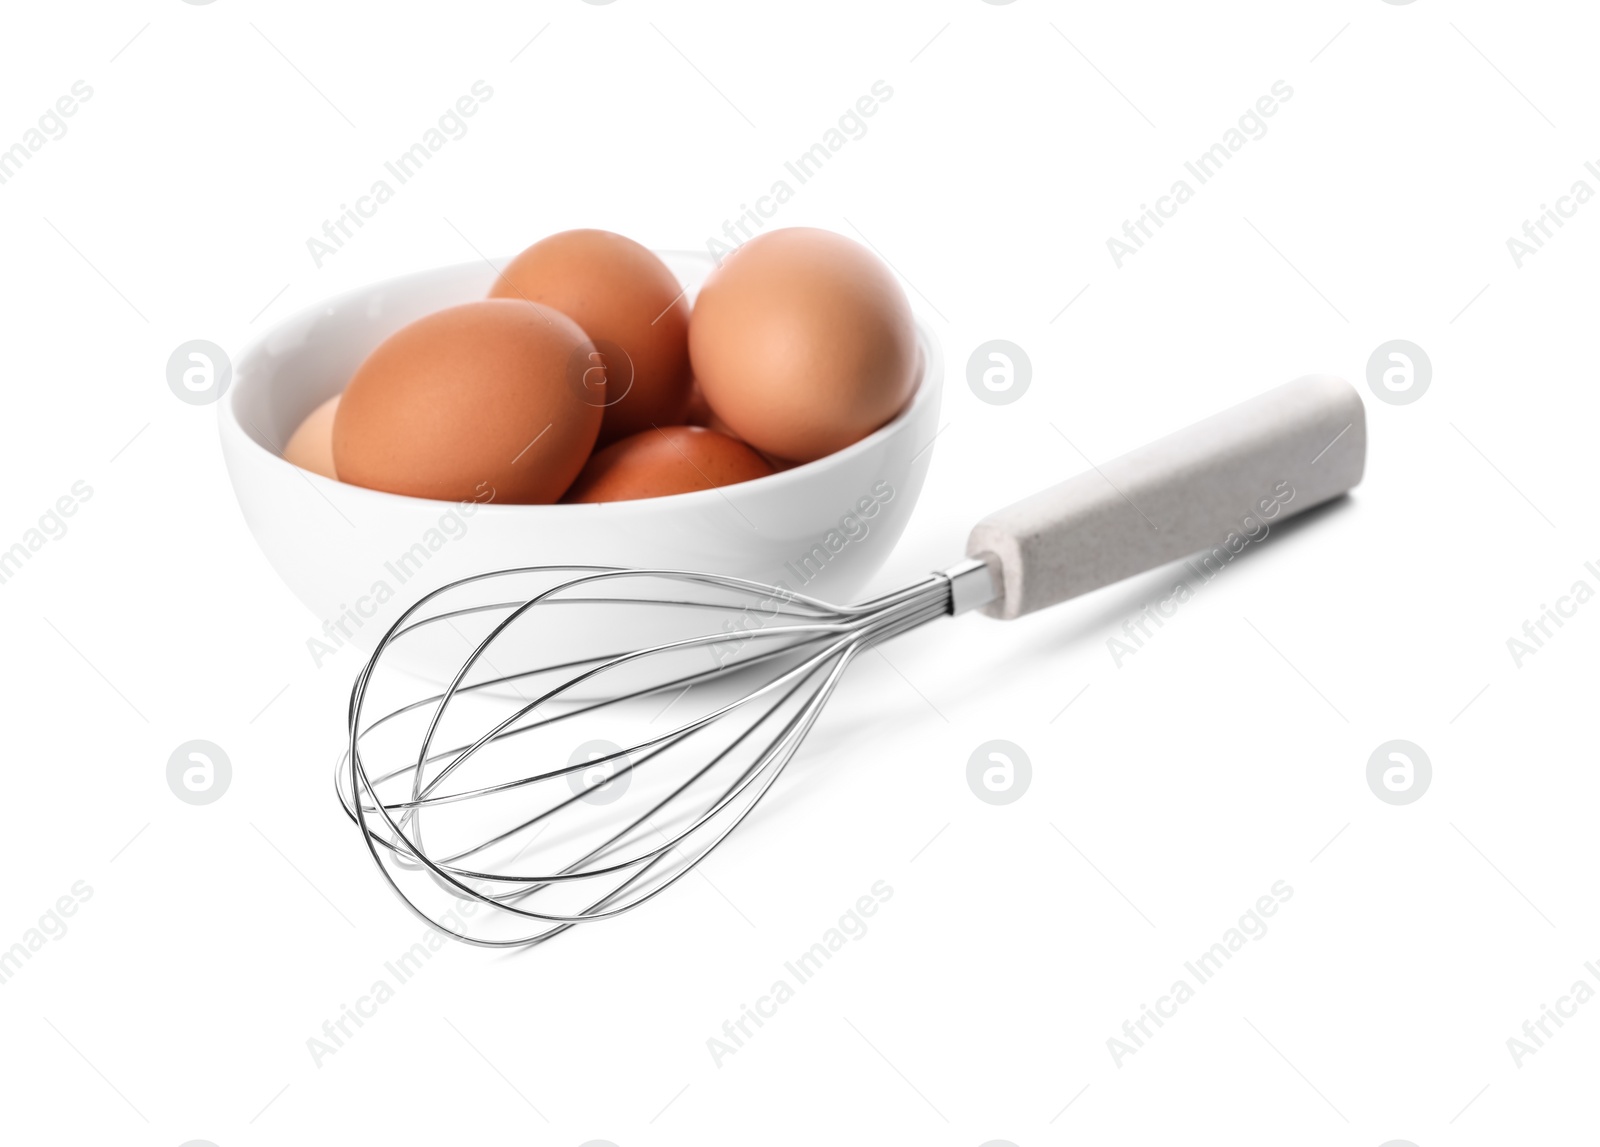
[220,251,944,517]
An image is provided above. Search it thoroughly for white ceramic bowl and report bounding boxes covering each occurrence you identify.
[220,251,942,678]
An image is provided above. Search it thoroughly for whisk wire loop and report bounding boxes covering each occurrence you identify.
[339,564,955,947]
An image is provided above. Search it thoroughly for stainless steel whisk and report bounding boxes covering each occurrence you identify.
[338,375,1367,947]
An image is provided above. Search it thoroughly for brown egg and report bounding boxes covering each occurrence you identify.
[689,227,918,463]
[683,378,740,439]
[489,229,692,446]
[284,394,339,479]
[563,426,774,503]
[758,449,799,474]
[684,379,715,427]
[333,299,597,504]
[687,380,793,472]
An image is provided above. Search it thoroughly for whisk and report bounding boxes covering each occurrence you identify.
[337,374,1366,947]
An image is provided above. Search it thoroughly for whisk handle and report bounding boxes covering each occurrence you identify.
[965,374,1366,619]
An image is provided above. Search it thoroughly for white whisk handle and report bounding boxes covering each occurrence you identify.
[964,374,1366,620]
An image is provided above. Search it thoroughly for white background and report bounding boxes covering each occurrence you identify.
[2,1,1597,1144]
